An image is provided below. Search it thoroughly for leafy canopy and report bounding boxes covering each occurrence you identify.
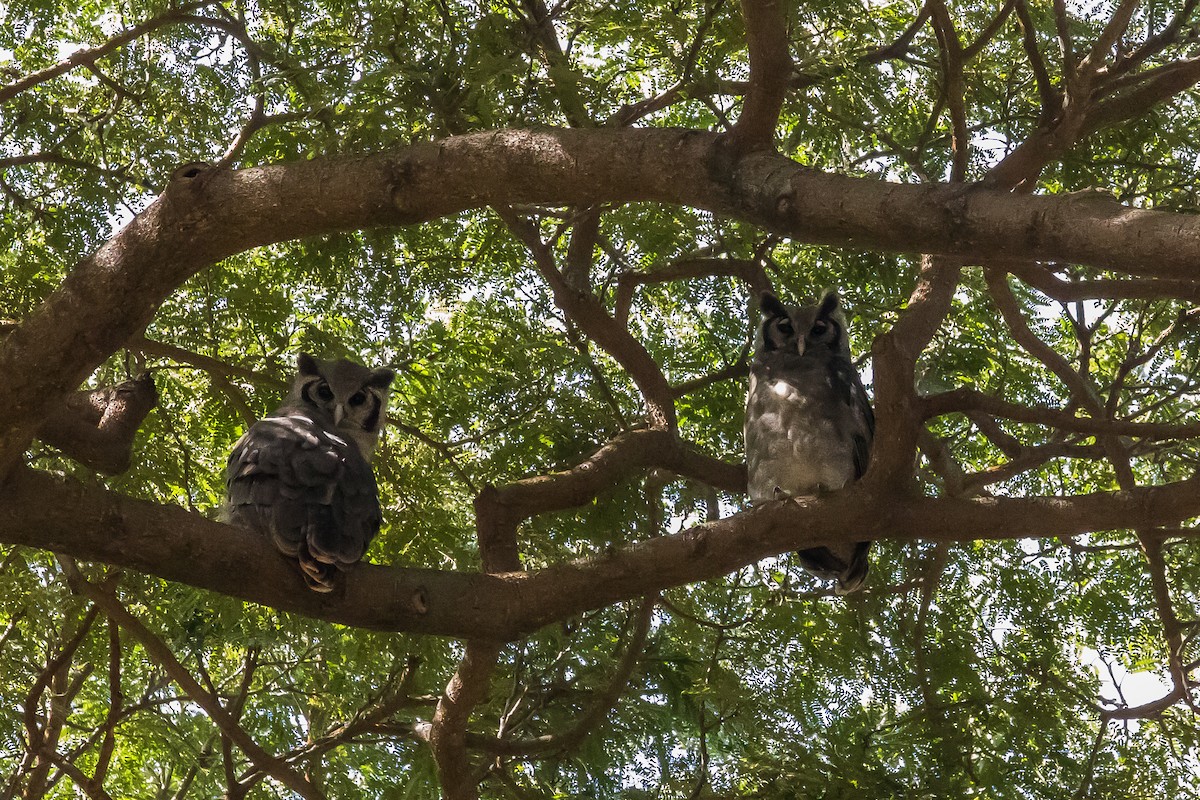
[3,0,1200,797]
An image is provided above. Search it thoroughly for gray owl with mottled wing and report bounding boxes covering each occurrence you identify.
[745,290,875,593]
[226,353,395,592]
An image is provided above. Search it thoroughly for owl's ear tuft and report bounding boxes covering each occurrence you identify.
[369,368,396,389]
[816,290,840,318]
[297,353,320,375]
[760,291,789,318]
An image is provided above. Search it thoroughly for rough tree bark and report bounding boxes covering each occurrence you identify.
[4,464,1200,640]
[2,130,1200,477]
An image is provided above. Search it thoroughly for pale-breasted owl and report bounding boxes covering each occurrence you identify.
[226,353,395,592]
[744,290,875,593]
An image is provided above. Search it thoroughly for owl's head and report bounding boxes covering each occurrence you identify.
[293,353,395,450]
[757,290,851,359]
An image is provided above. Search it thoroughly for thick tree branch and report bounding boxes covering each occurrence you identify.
[8,129,1200,476]
[7,467,1200,640]
[429,641,500,800]
[869,255,962,488]
[34,375,157,475]
[0,325,158,473]
[433,407,534,799]
[1087,57,1200,133]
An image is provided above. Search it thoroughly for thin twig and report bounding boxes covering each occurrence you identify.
[496,206,676,431]
[0,2,219,103]
[57,559,321,799]
[470,596,656,756]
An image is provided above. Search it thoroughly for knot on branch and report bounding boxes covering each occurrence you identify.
[36,373,157,475]
[411,587,430,615]
[170,161,215,183]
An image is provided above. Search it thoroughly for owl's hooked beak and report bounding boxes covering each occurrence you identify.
[333,404,346,425]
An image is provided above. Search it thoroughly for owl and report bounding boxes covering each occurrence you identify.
[744,290,875,594]
[226,353,395,592]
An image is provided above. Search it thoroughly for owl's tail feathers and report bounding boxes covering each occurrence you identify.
[797,540,871,595]
[834,540,871,595]
[264,507,353,593]
[307,523,367,567]
[299,522,373,593]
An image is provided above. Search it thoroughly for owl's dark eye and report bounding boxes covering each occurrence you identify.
[775,319,794,336]
[349,391,367,407]
[316,384,334,402]
[811,320,829,337]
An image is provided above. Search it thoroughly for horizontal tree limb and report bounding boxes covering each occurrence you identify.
[3,466,1199,641]
[6,127,1200,474]
[923,387,1200,438]
[487,428,745,521]
[1002,261,1200,303]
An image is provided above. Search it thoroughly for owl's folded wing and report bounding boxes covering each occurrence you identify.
[226,413,381,590]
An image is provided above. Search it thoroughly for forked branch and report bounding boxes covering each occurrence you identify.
[728,0,791,150]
